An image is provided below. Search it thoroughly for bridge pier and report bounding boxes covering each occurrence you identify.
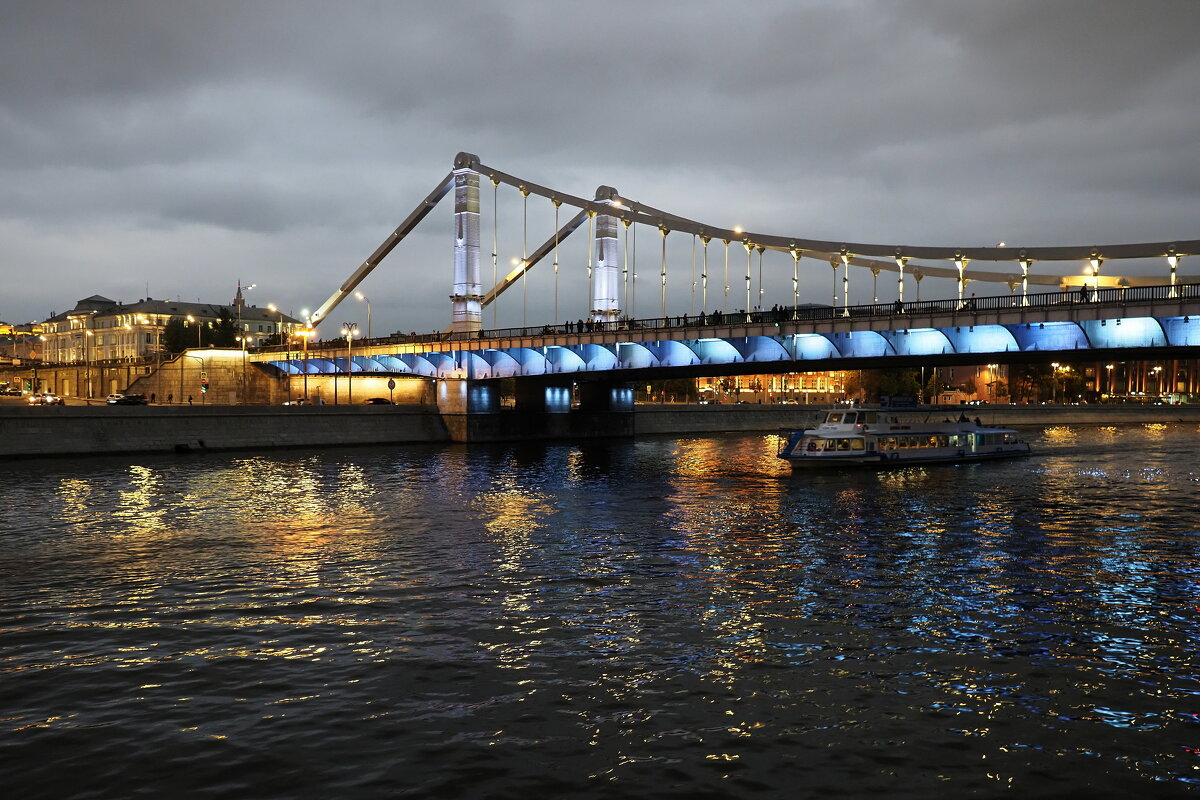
[436,378,633,442]
[577,381,634,413]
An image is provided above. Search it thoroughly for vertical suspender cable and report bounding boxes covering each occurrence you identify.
[521,189,529,329]
[690,234,697,317]
[723,239,730,314]
[631,221,637,320]
[791,248,800,319]
[757,246,764,311]
[553,201,561,324]
[622,220,630,319]
[660,227,668,320]
[491,179,499,328]
[744,242,752,321]
[701,237,710,313]
[586,212,595,321]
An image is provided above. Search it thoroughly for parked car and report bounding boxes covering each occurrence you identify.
[28,393,64,405]
[362,397,393,405]
[106,394,126,405]
[282,398,309,406]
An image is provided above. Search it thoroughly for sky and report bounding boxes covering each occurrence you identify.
[2,0,1199,335]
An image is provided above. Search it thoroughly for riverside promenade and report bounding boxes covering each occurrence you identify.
[2,401,1198,459]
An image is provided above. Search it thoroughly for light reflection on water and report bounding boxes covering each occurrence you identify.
[1,426,1199,797]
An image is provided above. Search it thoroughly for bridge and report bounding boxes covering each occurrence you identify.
[247,152,1199,418]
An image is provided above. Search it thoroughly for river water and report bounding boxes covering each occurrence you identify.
[2,425,1199,798]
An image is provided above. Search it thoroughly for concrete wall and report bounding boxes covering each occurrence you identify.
[0,405,451,458]
[5,400,1200,459]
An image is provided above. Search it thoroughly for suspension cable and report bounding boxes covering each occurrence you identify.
[690,234,697,317]
[744,242,752,322]
[586,211,595,321]
[660,227,668,320]
[701,236,710,313]
[757,245,764,312]
[622,219,630,319]
[631,221,637,320]
[553,200,561,324]
[723,239,730,314]
[521,188,529,328]
[491,178,499,328]
[790,248,800,319]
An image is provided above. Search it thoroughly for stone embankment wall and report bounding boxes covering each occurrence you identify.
[0,405,451,458]
[4,402,1200,459]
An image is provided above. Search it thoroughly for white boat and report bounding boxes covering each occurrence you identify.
[778,408,1032,467]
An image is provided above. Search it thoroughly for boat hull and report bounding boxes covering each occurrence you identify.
[782,445,1032,468]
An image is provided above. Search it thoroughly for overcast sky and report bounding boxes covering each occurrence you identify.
[3,0,1199,334]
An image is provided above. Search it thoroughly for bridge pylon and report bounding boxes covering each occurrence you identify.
[592,185,621,324]
[450,152,483,333]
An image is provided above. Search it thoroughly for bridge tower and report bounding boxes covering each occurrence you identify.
[592,186,622,324]
[451,153,483,332]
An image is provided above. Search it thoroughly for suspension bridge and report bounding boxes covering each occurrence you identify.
[251,152,1200,417]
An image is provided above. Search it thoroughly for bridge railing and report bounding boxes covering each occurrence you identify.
[266,281,1198,353]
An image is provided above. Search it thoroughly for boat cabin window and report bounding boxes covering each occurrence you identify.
[850,438,864,451]
[842,412,858,424]
[826,412,843,423]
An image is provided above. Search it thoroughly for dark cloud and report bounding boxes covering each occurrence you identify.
[2,1,1198,332]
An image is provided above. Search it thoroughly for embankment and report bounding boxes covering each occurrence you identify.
[3,403,1198,458]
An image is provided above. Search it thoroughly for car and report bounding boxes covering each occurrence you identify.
[362,397,392,405]
[282,398,309,406]
[106,394,126,405]
[28,393,64,405]
[109,394,148,405]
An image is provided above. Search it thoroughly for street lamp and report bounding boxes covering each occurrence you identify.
[235,333,256,404]
[83,329,94,400]
[340,322,358,404]
[354,292,371,340]
[1152,365,1163,400]
[295,326,314,401]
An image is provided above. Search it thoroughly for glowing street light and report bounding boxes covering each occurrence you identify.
[340,322,359,404]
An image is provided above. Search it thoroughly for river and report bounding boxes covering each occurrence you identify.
[2,424,1198,798]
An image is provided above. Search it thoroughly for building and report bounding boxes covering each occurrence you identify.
[37,290,302,365]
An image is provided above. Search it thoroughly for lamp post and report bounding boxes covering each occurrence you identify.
[1050,362,1060,404]
[1152,365,1163,400]
[297,327,314,401]
[354,292,371,341]
[83,328,94,400]
[341,322,358,404]
[236,333,256,404]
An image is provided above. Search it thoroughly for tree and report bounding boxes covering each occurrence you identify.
[211,309,238,347]
[161,318,189,354]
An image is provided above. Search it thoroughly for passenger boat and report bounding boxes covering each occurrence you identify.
[777,408,1032,467]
